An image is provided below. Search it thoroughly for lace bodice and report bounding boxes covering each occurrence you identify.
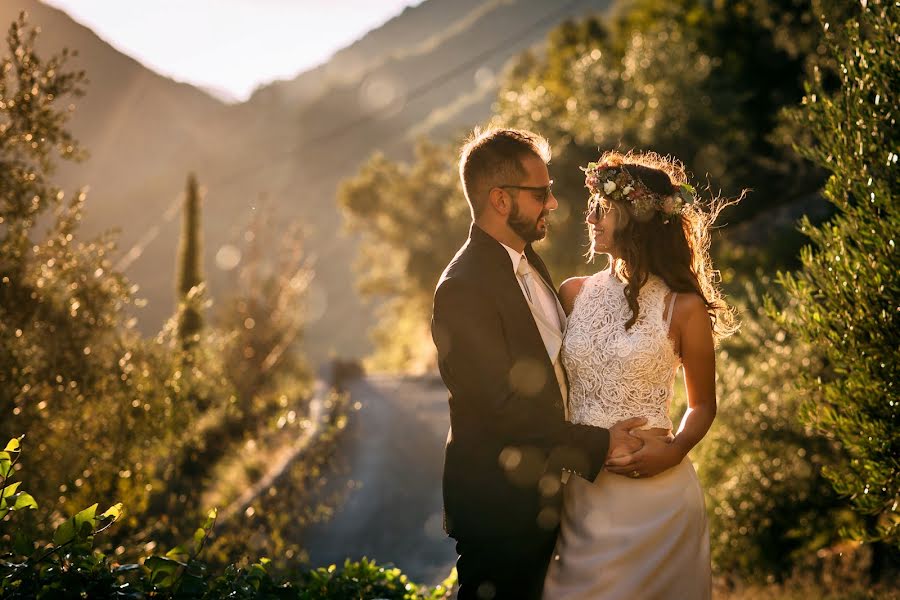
[562,270,680,430]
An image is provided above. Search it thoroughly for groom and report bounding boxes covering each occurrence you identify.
[431,128,646,600]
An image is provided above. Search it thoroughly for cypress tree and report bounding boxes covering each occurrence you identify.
[176,172,204,351]
[779,0,899,549]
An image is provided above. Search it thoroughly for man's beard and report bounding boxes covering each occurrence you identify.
[508,198,547,243]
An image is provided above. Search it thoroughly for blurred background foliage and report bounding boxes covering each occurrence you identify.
[0,12,345,572]
[0,0,897,594]
[339,0,899,586]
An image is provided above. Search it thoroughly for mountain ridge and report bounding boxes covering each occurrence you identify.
[4,0,614,362]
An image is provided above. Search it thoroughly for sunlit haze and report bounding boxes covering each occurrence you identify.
[41,0,423,102]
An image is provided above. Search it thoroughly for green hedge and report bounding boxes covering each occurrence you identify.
[0,437,454,599]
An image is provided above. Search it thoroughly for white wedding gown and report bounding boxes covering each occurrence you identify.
[542,271,711,600]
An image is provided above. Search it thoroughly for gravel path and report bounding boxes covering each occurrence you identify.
[301,373,457,585]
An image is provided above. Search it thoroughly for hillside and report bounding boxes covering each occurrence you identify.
[3,0,614,361]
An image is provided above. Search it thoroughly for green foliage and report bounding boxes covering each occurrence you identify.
[694,283,849,580]
[777,1,900,544]
[0,439,453,600]
[494,0,830,273]
[297,558,454,600]
[340,0,837,370]
[0,14,319,566]
[201,390,351,570]
[338,140,469,370]
[216,208,312,405]
[0,11,193,539]
[0,437,36,521]
[716,576,900,599]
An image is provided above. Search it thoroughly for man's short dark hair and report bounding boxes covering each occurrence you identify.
[458,127,551,218]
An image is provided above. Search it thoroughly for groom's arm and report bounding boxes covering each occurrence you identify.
[432,276,612,479]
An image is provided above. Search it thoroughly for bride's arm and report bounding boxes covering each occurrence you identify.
[669,294,717,456]
[605,293,717,477]
[558,276,588,315]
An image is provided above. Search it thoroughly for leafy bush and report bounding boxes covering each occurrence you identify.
[777,0,900,547]
[692,283,850,580]
[0,13,325,562]
[0,438,454,599]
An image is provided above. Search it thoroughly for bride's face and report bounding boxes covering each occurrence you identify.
[587,196,620,255]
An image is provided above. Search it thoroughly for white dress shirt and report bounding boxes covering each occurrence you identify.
[499,242,563,333]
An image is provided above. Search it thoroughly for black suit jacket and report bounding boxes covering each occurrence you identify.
[431,224,610,543]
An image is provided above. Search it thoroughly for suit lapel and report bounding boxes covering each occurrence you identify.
[468,225,558,357]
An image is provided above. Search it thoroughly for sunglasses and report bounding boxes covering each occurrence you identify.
[587,196,612,221]
[498,180,553,203]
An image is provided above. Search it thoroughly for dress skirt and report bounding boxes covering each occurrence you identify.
[542,458,711,600]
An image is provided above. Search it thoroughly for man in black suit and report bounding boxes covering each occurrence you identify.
[431,128,647,599]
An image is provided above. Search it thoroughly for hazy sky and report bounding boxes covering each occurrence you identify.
[42,0,423,102]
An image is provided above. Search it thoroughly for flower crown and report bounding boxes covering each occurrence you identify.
[582,161,695,223]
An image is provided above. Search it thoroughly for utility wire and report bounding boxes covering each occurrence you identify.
[115,0,594,265]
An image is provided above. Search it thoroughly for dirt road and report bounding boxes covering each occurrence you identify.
[301,373,457,585]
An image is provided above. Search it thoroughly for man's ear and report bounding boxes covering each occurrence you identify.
[487,187,510,215]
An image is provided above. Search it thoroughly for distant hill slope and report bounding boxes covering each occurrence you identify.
[4,0,612,362]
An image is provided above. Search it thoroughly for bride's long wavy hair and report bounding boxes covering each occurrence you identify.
[587,151,738,341]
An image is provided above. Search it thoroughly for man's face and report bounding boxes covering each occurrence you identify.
[507,154,558,243]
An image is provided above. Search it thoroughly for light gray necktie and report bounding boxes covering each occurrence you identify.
[516,256,569,418]
[517,257,543,314]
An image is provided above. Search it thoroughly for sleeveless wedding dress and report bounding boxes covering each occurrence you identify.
[542,270,711,600]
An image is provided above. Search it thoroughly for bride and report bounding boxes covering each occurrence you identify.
[542,151,737,599]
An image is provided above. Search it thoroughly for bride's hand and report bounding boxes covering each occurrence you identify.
[604,430,684,479]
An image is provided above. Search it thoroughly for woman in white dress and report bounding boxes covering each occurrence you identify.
[542,151,737,600]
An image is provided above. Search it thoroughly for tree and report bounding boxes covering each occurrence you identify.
[216,205,313,407]
[338,139,469,370]
[176,172,204,351]
[494,0,832,272]
[338,1,844,370]
[693,283,847,581]
[0,13,189,538]
[778,0,900,549]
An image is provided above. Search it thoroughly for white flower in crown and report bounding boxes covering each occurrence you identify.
[622,185,634,195]
[603,180,617,194]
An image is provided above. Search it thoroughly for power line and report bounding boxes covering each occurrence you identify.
[211,0,591,189]
[115,0,594,265]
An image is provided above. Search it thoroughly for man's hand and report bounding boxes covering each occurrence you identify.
[606,417,647,461]
[605,430,684,479]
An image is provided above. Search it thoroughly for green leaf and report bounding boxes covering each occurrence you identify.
[145,555,184,588]
[145,555,185,572]
[165,545,189,560]
[52,503,97,546]
[177,572,207,596]
[99,502,123,522]
[74,503,98,536]
[1,481,21,498]
[203,507,217,530]
[10,492,37,511]
[192,527,206,554]
[53,518,76,546]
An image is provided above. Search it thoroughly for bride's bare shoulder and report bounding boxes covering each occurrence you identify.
[559,276,590,315]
